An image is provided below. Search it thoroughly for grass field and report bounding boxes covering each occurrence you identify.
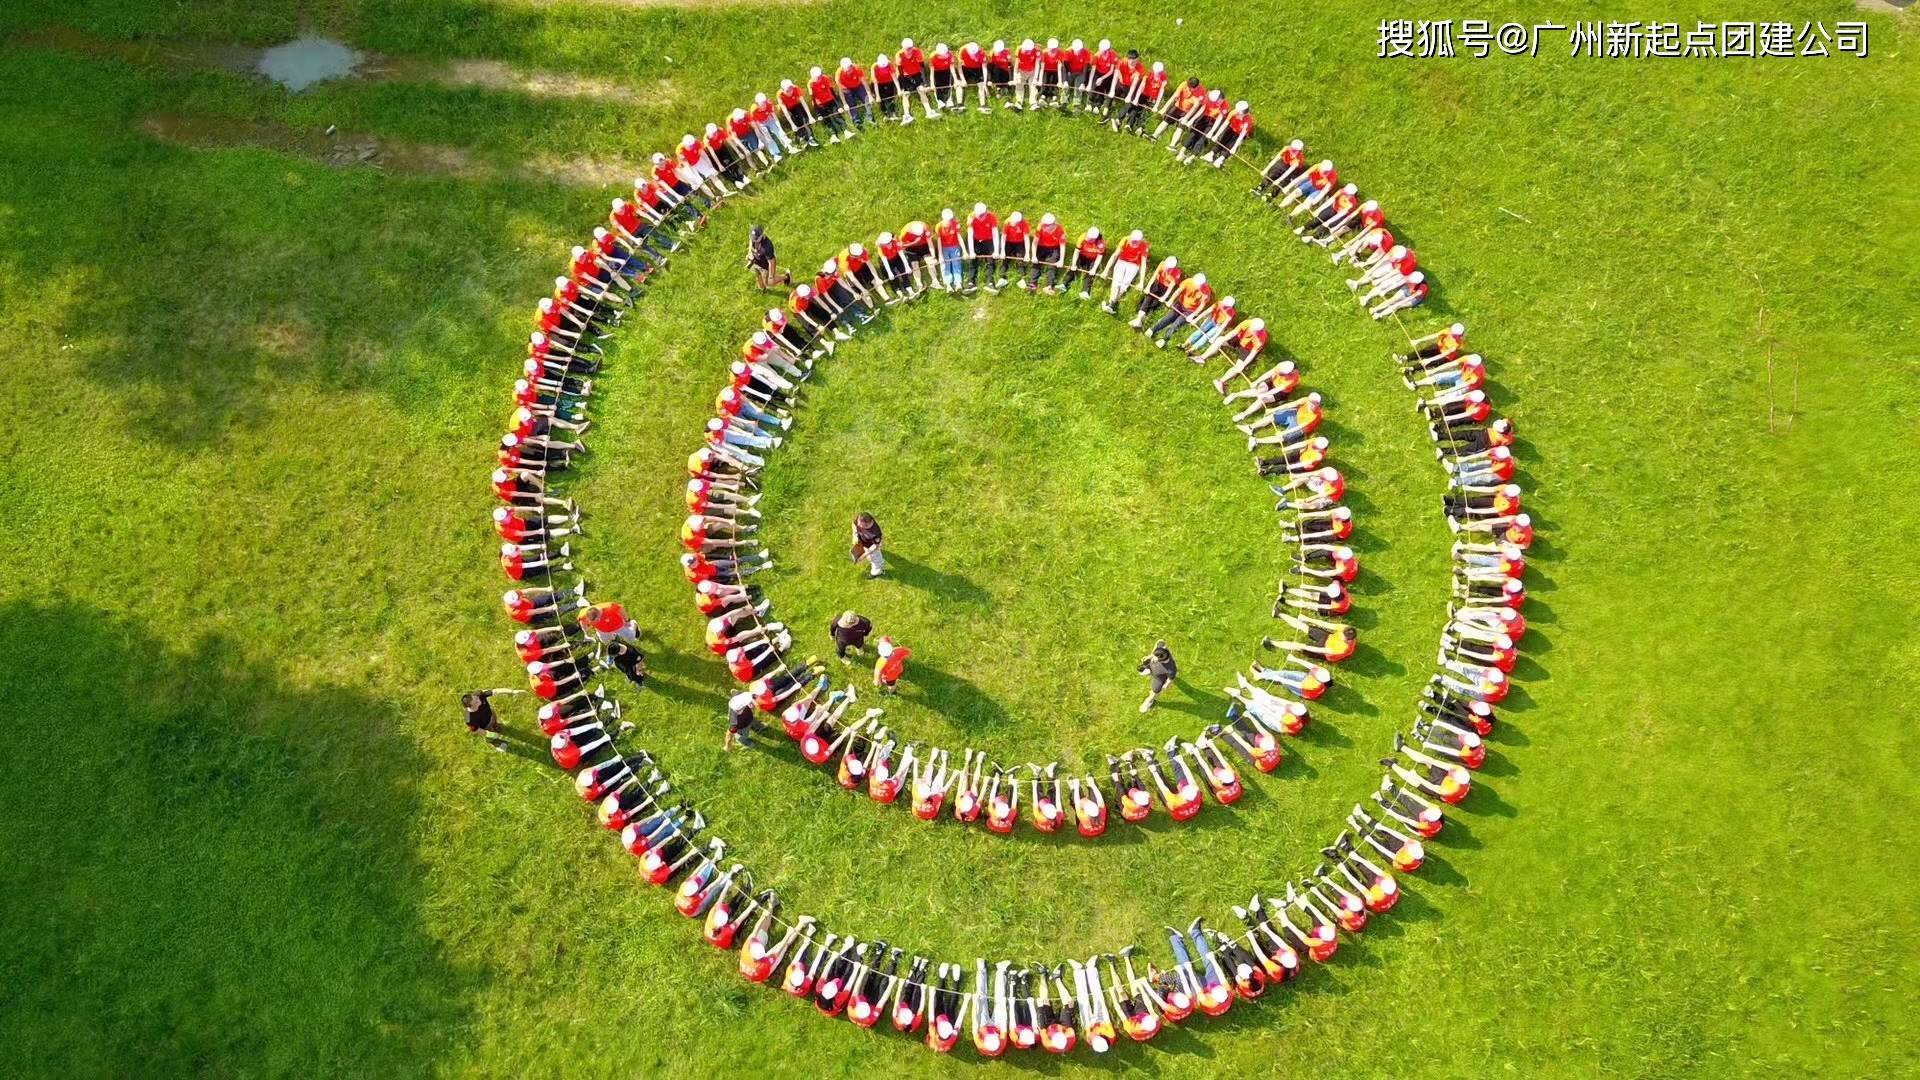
[3,1,1918,1076]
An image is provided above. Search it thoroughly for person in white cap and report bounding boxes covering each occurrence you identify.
[836,57,873,129]
[1366,271,1428,320]
[1064,224,1106,300]
[1205,100,1254,167]
[1254,138,1308,199]
[962,203,1002,292]
[896,38,936,120]
[1011,39,1040,110]
[1102,229,1150,313]
[872,53,901,122]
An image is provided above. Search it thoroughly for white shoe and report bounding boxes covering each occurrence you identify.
[1139,700,1154,713]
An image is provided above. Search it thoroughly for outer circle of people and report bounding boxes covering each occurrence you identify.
[491,33,1531,1059]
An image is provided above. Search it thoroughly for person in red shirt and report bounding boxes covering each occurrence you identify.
[928,43,957,111]
[836,57,873,129]
[1201,317,1270,379]
[1129,254,1181,328]
[1368,271,1428,320]
[579,602,638,644]
[958,41,988,112]
[1352,238,1415,294]
[807,65,849,143]
[1215,100,1255,167]
[1176,89,1231,165]
[1011,38,1039,110]
[1257,138,1309,200]
[935,208,964,291]
[897,219,934,294]
[1123,58,1166,135]
[502,586,571,625]
[1100,229,1148,312]
[1297,186,1363,245]
[999,211,1031,290]
[1281,159,1338,210]
[776,78,818,149]
[749,91,799,159]
[1064,38,1092,109]
[871,53,902,123]
[962,202,1001,291]
[1027,212,1067,291]
[1038,38,1065,107]
[872,638,911,695]
[1088,38,1118,116]
[1148,272,1212,346]
[987,39,1013,105]
[1152,76,1205,145]
[1066,225,1107,300]
[897,37,935,120]
[1181,294,1239,358]
[500,538,570,581]
[493,465,573,515]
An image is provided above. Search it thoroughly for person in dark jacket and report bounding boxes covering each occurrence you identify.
[461,687,526,751]
[747,224,793,290]
[852,512,885,578]
[1137,641,1177,713]
[830,610,875,664]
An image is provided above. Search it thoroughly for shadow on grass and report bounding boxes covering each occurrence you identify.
[884,552,994,609]
[0,600,474,1073]
[899,659,1013,732]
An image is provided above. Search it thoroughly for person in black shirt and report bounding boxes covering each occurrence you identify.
[830,610,875,664]
[747,224,792,290]
[607,639,648,688]
[1137,641,1177,713]
[461,687,526,751]
[851,512,885,578]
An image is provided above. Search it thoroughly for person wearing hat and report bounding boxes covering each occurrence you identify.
[1366,271,1428,320]
[607,638,647,688]
[963,203,1001,292]
[873,637,912,695]
[837,57,873,129]
[1176,89,1230,165]
[1065,224,1106,301]
[1255,138,1308,199]
[1029,213,1067,292]
[1137,641,1178,713]
[746,225,792,291]
[461,687,527,751]
[1102,230,1150,313]
[806,65,849,143]
[851,512,885,578]
[1152,76,1206,146]
[1204,99,1254,168]
[1147,272,1212,347]
[579,602,637,645]
[830,611,875,664]
[1130,254,1181,328]
[896,38,934,119]
[724,689,757,751]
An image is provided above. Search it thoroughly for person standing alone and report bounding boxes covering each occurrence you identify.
[1137,641,1177,713]
[851,512,885,578]
[747,224,792,290]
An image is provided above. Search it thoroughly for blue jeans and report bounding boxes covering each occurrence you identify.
[1184,319,1220,349]
[737,399,781,429]
[940,245,963,288]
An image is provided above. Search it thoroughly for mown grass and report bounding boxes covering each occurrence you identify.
[2,1,1917,1076]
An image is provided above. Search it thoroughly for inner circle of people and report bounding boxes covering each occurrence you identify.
[686,188,1366,830]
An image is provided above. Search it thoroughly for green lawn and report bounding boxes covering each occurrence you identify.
[3,1,1917,1076]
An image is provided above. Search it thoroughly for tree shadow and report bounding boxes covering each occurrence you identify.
[0,600,475,1073]
[884,552,995,610]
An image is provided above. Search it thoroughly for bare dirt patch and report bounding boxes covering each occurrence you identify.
[138,112,637,189]
[20,26,674,106]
